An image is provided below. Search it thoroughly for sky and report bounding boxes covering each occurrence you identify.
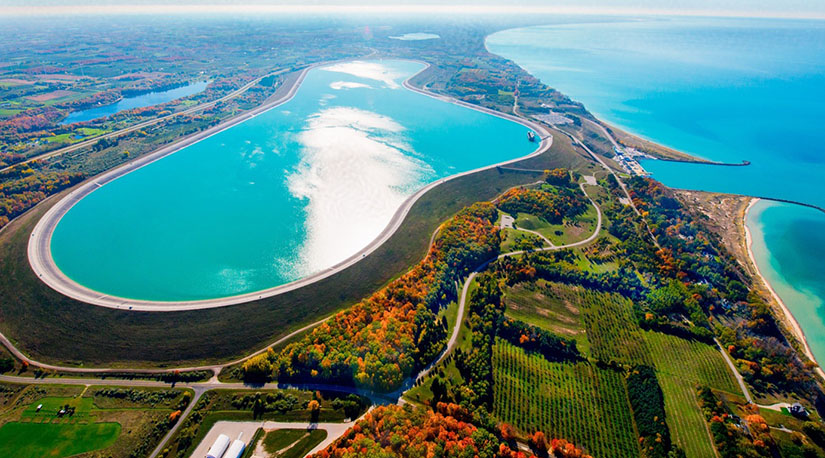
[1,0,824,19]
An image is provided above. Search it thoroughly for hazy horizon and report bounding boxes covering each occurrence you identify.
[2,0,825,20]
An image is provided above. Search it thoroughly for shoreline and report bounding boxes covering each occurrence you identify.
[27,58,552,312]
[743,198,824,378]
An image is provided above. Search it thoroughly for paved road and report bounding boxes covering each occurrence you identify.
[512,226,556,248]
[714,338,754,403]
[1,178,607,457]
[191,419,356,458]
[0,63,642,457]
[1,68,292,174]
[0,314,330,377]
[558,127,662,249]
[27,59,553,312]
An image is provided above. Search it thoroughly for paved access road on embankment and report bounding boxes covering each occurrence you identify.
[1,176,606,458]
[4,59,692,457]
[27,59,553,312]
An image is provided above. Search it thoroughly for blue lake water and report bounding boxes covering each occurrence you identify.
[50,60,535,301]
[389,33,440,41]
[488,18,825,361]
[61,80,208,125]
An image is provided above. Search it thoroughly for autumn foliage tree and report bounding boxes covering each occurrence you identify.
[497,185,586,224]
[271,203,501,392]
[310,403,590,458]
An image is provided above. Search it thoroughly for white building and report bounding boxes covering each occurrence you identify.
[206,434,230,458]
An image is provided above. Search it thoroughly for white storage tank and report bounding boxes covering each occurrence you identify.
[223,439,245,458]
[206,434,230,458]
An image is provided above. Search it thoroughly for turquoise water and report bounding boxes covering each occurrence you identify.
[748,201,825,359]
[61,80,208,125]
[488,18,825,361]
[389,33,440,41]
[50,60,535,301]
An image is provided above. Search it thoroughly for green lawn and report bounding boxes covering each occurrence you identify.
[511,203,597,247]
[0,421,121,458]
[500,227,544,252]
[263,429,307,454]
[280,429,327,458]
[21,396,94,419]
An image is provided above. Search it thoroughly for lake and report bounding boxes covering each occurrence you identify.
[488,18,825,362]
[50,60,535,301]
[60,80,208,125]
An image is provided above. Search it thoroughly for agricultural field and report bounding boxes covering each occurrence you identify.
[0,383,189,458]
[645,331,742,458]
[501,279,650,366]
[657,374,718,458]
[492,340,640,458]
[502,280,589,355]
[577,288,651,366]
[645,331,740,393]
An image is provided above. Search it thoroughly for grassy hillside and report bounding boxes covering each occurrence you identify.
[0,128,589,367]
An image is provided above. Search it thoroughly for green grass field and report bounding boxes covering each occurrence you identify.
[492,340,639,458]
[263,429,307,454]
[279,429,327,458]
[513,203,598,246]
[0,128,588,367]
[0,384,190,458]
[0,421,121,458]
[21,396,94,419]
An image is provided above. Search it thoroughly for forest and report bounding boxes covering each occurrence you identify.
[244,203,502,392]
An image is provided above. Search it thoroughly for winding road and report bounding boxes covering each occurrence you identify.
[0,56,684,458]
[1,177,606,458]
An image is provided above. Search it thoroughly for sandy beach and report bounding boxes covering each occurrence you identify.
[744,198,824,379]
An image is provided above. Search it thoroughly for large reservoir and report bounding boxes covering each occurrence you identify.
[488,18,825,362]
[49,60,536,301]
